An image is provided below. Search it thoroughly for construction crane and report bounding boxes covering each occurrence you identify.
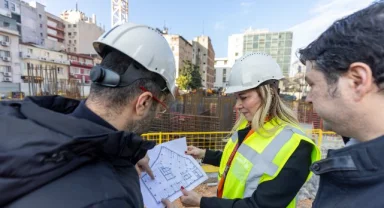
[111,0,129,27]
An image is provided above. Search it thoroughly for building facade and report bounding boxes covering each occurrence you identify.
[19,43,69,95]
[227,33,243,66]
[243,30,293,76]
[46,12,65,51]
[67,52,93,84]
[192,35,215,89]
[0,9,20,93]
[61,10,104,54]
[214,57,231,88]
[227,29,293,77]
[163,34,193,79]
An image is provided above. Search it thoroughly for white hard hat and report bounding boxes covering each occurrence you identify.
[225,52,284,94]
[93,22,177,98]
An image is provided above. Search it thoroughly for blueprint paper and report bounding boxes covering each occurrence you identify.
[140,137,208,208]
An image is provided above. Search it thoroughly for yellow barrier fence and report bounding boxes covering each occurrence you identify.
[142,129,338,150]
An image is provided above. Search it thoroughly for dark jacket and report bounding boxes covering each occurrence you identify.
[0,96,155,208]
[201,126,313,208]
[311,135,384,208]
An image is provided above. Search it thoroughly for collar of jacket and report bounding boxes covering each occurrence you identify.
[19,95,155,164]
[310,135,384,178]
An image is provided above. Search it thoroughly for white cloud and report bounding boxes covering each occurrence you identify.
[240,0,256,14]
[214,21,226,30]
[288,0,373,63]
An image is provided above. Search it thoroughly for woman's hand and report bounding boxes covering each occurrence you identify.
[185,146,206,159]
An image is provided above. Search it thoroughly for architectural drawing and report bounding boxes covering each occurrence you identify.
[141,146,207,203]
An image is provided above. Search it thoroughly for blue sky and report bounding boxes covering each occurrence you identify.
[39,0,373,59]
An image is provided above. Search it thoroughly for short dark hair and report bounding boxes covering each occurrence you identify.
[299,1,384,89]
[89,48,167,111]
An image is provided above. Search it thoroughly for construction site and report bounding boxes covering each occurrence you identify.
[1,79,344,207]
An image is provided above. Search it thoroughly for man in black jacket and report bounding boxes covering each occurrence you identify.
[299,1,384,207]
[0,22,177,208]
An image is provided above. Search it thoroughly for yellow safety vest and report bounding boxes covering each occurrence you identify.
[218,119,321,208]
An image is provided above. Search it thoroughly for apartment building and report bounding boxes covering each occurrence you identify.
[214,57,231,88]
[228,28,293,77]
[192,35,215,89]
[61,10,104,54]
[67,52,94,84]
[46,12,65,51]
[0,8,20,93]
[163,33,193,78]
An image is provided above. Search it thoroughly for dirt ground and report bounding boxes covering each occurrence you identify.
[173,184,313,208]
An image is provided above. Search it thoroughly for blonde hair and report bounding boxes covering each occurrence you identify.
[230,84,299,137]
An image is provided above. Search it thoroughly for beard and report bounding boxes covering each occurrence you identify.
[124,108,157,135]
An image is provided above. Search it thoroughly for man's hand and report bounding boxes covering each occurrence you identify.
[135,153,155,179]
[161,198,178,208]
[180,186,202,207]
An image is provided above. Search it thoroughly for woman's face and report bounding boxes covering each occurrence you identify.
[235,89,263,122]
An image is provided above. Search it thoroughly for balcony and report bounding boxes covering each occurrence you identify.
[70,60,94,68]
[19,53,70,65]
[47,33,65,40]
[47,24,65,32]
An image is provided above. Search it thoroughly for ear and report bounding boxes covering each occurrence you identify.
[347,62,375,101]
[135,92,153,116]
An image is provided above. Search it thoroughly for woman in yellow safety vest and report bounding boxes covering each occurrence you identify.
[180,53,321,208]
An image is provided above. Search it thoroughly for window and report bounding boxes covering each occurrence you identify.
[68,32,71,36]
[27,48,33,54]
[224,60,227,65]
[67,48,70,52]
[0,50,10,57]
[3,22,9,27]
[71,67,80,74]
[222,77,226,83]
[57,68,64,75]
[4,0,8,8]
[69,40,71,44]
[223,68,226,75]
[68,24,71,28]
[0,35,9,42]
[39,14,42,19]
[83,69,90,75]
[74,32,77,36]
[59,55,63,59]
[40,33,43,37]
[5,66,11,72]
[73,24,77,28]
[11,3,15,11]
[45,52,50,58]
[40,24,42,28]
[74,47,77,52]
[235,52,239,56]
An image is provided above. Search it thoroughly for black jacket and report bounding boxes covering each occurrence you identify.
[311,135,384,208]
[0,96,155,208]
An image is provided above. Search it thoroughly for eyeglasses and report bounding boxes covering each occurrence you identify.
[139,86,168,113]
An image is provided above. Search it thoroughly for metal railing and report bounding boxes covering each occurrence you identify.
[142,129,340,151]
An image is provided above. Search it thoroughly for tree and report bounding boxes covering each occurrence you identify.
[177,60,202,90]
[176,75,189,90]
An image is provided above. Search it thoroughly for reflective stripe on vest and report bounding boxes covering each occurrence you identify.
[237,127,296,197]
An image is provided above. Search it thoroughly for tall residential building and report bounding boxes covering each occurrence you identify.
[227,29,293,77]
[163,33,193,79]
[192,35,215,89]
[214,57,231,88]
[46,12,65,51]
[61,10,104,54]
[0,7,21,93]
[227,34,243,66]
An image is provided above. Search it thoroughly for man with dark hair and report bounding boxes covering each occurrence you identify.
[299,1,384,207]
[0,23,176,208]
